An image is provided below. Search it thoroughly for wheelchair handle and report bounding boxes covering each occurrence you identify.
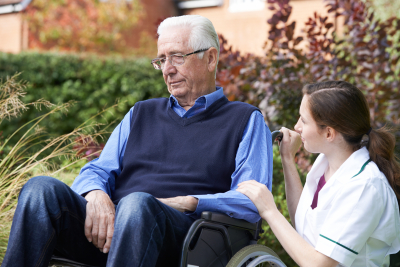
[271,130,283,143]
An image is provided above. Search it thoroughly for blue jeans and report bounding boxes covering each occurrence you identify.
[2,176,195,267]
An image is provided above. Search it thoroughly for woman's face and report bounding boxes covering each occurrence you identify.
[294,95,326,153]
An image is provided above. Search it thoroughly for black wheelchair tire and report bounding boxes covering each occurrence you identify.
[226,244,285,267]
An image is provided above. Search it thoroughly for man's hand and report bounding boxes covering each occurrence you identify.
[85,190,115,253]
[157,196,198,212]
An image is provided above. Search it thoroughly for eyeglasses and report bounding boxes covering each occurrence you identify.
[151,48,210,70]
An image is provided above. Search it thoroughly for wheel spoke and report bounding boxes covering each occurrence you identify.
[226,244,286,267]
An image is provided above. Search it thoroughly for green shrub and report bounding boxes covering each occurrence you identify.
[0,52,168,138]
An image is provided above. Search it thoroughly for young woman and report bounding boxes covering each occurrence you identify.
[237,81,400,267]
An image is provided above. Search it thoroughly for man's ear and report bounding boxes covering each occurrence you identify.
[207,47,218,73]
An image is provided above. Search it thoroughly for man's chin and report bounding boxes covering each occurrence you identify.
[169,87,188,98]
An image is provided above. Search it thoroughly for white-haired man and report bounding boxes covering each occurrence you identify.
[2,15,272,267]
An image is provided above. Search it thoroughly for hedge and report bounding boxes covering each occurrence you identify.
[0,52,169,138]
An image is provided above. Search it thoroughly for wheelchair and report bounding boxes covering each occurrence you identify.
[50,211,286,267]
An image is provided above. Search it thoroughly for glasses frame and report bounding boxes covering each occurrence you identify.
[151,48,210,70]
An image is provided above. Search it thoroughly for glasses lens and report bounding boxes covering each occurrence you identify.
[151,59,162,70]
[171,55,185,66]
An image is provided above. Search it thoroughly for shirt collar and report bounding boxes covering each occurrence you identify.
[302,147,370,206]
[169,86,224,109]
[308,147,370,185]
[334,146,370,182]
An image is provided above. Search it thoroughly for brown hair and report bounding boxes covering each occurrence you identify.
[302,80,400,207]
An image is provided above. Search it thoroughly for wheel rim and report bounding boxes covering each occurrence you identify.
[246,255,287,267]
[226,244,286,267]
[236,252,286,267]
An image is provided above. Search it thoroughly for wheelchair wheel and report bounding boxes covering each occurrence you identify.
[226,244,287,267]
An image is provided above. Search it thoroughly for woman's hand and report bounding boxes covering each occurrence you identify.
[237,180,278,220]
[279,127,302,160]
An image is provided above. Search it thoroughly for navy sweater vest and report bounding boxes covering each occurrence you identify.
[112,96,259,204]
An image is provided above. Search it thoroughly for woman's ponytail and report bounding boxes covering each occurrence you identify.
[368,127,400,205]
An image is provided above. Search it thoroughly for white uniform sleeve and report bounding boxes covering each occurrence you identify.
[315,178,384,267]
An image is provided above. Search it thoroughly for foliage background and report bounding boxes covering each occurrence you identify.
[25,0,143,54]
[0,52,168,139]
[1,0,400,265]
[366,0,400,20]
[217,0,400,153]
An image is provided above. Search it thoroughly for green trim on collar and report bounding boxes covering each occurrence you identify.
[320,235,359,255]
[351,159,372,178]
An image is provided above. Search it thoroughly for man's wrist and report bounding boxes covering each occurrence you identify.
[85,189,107,200]
[185,196,199,212]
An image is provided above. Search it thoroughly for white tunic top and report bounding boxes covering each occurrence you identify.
[295,147,400,267]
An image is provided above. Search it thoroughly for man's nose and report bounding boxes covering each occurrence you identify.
[162,59,177,76]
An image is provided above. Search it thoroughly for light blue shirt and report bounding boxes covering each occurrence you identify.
[71,87,272,223]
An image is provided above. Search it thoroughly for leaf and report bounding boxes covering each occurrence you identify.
[231,65,244,77]
[294,37,303,46]
[285,22,295,41]
[325,23,334,30]
[320,16,328,24]
[281,42,289,49]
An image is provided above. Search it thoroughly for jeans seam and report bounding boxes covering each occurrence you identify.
[50,207,85,226]
[34,206,85,267]
[60,206,85,225]
[139,210,164,267]
[34,229,55,267]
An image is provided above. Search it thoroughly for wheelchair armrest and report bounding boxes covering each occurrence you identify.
[201,211,257,230]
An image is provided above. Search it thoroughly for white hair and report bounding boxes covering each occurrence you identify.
[157,15,220,77]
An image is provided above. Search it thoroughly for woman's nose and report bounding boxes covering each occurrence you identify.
[294,118,301,133]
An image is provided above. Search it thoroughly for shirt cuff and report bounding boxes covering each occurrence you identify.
[316,234,358,267]
[71,182,108,197]
[185,194,225,218]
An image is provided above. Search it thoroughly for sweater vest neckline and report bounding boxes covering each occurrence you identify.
[167,96,229,126]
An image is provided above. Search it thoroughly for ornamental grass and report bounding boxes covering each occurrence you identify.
[0,74,116,261]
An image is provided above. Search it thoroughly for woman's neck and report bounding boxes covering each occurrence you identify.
[323,146,354,182]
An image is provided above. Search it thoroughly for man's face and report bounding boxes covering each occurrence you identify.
[157,27,210,101]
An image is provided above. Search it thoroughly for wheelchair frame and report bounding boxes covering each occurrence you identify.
[180,211,263,267]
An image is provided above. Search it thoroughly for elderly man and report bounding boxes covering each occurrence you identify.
[2,15,272,267]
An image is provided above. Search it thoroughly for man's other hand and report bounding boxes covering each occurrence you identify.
[157,196,198,212]
[85,190,115,253]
